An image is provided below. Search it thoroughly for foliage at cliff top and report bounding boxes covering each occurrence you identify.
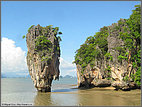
[26,24,62,62]
[74,4,141,86]
[73,26,109,71]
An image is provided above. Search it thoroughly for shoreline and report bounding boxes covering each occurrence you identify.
[69,84,141,91]
[69,84,115,90]
[51,85,141,94]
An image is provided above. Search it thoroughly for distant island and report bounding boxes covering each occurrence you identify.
[61,75,77,78]
[1,73,31,78]
[1,74,76,79]
[2,4,140,92]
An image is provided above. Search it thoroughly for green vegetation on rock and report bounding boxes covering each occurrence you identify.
[104,65,111,80]
[37,25,62,62]
[22,35,25,39]
[26,24,62,63]
[28,25,34,33]
[35,35,52,52]
[123,75,129,82]
[73,26,109,71]
[104,52,113,61]
[74,4,141,86]
[120,5,141,86]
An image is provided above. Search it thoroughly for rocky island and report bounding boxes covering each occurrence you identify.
[26,24,62,92]
[74,5,141,91]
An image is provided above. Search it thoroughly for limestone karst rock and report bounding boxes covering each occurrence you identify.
[75,18,140,90]
[26,24,61,92]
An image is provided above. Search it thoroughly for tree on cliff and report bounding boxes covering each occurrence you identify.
[119,4,141,86]
[74,4,141,87]
[25,24,62,92]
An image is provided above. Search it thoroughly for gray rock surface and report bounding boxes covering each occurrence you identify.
[26,24,60,92]
[76,19,137,90]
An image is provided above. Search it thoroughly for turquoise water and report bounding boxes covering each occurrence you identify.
[1,78,141,106]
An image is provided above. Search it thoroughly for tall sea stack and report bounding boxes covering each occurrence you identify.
[26,24,61,92]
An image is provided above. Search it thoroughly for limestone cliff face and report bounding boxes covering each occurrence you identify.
[26,24,60,92]
[76,19,138,90]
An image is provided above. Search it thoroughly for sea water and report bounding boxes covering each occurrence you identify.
[1,78,141,106]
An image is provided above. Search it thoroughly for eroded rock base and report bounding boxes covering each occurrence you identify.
[37,87,51,92]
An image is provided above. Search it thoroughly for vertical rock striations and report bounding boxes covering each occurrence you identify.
[26,24,61,92]
[74,5,141,90]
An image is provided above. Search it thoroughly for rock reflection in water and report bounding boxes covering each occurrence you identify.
[34,88,79,106]
[34,92,52,106]
[34,88,141,106]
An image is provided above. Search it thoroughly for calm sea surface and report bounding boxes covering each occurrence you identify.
[1,78,141,106]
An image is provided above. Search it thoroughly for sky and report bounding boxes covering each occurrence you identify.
[1,1,141,77]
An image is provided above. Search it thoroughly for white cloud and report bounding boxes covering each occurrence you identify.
[1,37,28,74]
[59,57,77,77]
[1,37,77,77]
